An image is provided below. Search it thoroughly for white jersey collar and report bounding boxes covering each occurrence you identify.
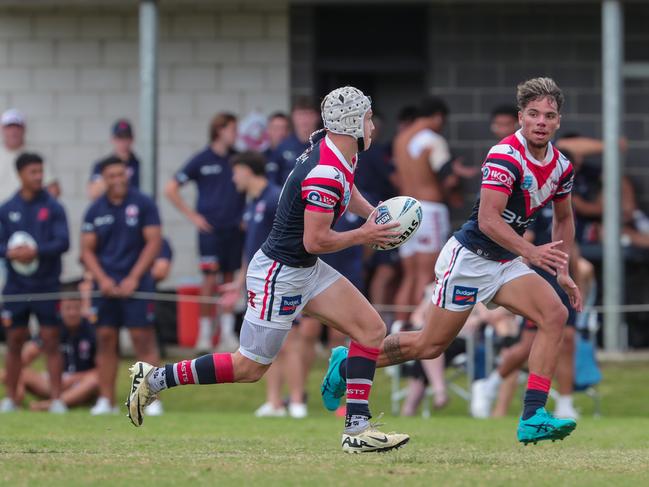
[514,129,554,166]
[324,135,356,173]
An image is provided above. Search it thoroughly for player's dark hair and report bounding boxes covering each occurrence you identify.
[60,279,83,298]
[231,151,267,177]
[418,96,449,118]
[517,77,564,112]
[209,112,237,142]
[491,104,518,120]
[292,96,318,113]
[15,152,43,172]
[268,111,289,122]
[97,155,125,173]
[397,105,418,124]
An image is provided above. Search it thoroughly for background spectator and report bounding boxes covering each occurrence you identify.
[88,119,140,200]
[164,113,244,353]
[0,152,69,414]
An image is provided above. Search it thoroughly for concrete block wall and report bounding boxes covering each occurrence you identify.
[0,2,289,284]
[427,2,649,215]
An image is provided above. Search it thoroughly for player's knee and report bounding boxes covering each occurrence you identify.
[356,323,387,349]
[540,304,568,336]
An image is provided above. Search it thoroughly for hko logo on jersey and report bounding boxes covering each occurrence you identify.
[279,295,302,316]
[483,166,514,188]
[452,286,478,305]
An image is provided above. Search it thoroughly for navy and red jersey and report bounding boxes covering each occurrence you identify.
[174,146,244,228]
[321,212,364,290]
[354,142,397,206]
[242,182,281,263]
[454,130,574,261]
[266,133,309,186]
[82,188,161,281]
[90,152,140,189]
[0,190,69,292]
[60,321,96,373]
[261,135,355,267]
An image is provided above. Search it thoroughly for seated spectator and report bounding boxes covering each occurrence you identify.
[4,282,99,411]
[87,119,141,200]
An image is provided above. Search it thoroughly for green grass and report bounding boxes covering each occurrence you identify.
[1,360,648,486]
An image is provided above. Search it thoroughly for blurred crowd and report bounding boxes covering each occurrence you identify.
[1,90,647,418]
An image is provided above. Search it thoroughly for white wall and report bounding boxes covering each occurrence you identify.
[0,2,289,285]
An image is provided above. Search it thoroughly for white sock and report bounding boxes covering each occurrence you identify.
[198,317,213,340]
[557,395,574,410]
[220,312,235,337]
[148,367,168,394]
[486,370,503,390]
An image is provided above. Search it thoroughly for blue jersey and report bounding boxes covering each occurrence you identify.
[90,152,140,189]
[242,183,281,263]
[354,142,396,206]
[321,212,364,289]
[60,321,96,373]
[454,130,574,261]
[82,188,161,280]
[0,190,69,292]
[159,237,173,261]
[262,135,355,268]
[174,146,244,228]
[266,134,309,186]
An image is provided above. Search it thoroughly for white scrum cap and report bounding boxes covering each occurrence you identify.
[320,86,372,150]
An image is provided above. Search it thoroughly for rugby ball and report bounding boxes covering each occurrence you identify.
[8,231,39,276]
[371,196,423,250]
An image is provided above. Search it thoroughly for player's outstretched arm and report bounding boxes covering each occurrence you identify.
[477,188,568,275]
[303,209,399,254]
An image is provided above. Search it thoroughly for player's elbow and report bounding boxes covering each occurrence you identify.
[477,215,495,236]
[303,235,324,254]
[163,179,178,200]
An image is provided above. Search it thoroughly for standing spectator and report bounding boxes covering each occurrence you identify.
[164,113,244,352]
[88,119,141,200]
[0,109,60,200]
[81,156,162,415]
[266,98,320,186]
[490,105,519,140]
[263,112,290,175]
[0,153,69,413]
[8,281,99,412]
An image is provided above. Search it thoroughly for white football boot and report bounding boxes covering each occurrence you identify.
[0,397,17,413]
[288,402,308,419]
[127,361,157,427]
[48,399,68,414]
[90,397,118,415]
[254,402,287,418]
[341,415,410,453]
[470,378,499,418]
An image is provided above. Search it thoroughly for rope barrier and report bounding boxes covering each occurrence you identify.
[0,289,648,315]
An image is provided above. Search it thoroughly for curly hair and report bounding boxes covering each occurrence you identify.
[516,77,564,112]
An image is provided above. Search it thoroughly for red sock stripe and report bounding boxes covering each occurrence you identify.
[346,382,372,401]
[527,373,551,393]
[213,353,234,383]
[349,341,380,361]
[176,360,195,385]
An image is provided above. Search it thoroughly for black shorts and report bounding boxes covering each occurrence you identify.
[198,226,243,274]
[91,276,155,329]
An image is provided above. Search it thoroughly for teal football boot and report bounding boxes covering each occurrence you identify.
[321,346,348,411]
[517,407,577,445]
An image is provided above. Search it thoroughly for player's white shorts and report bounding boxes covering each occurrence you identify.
[399,201,450,258]
[431,236,534,311]
[244,249,342,330]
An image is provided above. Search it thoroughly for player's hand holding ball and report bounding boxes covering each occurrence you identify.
[367,196,423,250]
[361,209,401,249]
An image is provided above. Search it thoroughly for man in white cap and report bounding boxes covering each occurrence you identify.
[0,109,59,200]
[127,86,410,453]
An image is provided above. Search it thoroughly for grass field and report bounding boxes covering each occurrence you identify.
[1,359,648,486]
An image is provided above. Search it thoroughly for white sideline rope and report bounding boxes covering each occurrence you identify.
[0,290,648,315]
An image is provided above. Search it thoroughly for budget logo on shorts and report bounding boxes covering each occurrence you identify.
[279,295,302,315]
[452,286,478,305]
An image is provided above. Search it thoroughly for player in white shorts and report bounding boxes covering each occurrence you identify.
[127,86,410,453]
[322,78,584,446]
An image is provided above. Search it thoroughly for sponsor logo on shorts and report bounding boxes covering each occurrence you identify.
[247,290,257,309]
[374,205,392,225]
[279,295,302,315]
[452,286,478,305]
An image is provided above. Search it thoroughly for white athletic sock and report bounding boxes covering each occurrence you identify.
[220,312,235,337]
[198,317,213,340]
[148,367,167,394]
[485,370,503,390]
[556,394,574,409]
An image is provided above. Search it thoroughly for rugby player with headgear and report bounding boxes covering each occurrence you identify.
[127,86,410,453]
[322,78,584,446]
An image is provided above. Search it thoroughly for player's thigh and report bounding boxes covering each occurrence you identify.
[298,315,322,341]
[492,273,567,328]
[304,276,386,345]
[417,304,473,356]
[95,326,119,352]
